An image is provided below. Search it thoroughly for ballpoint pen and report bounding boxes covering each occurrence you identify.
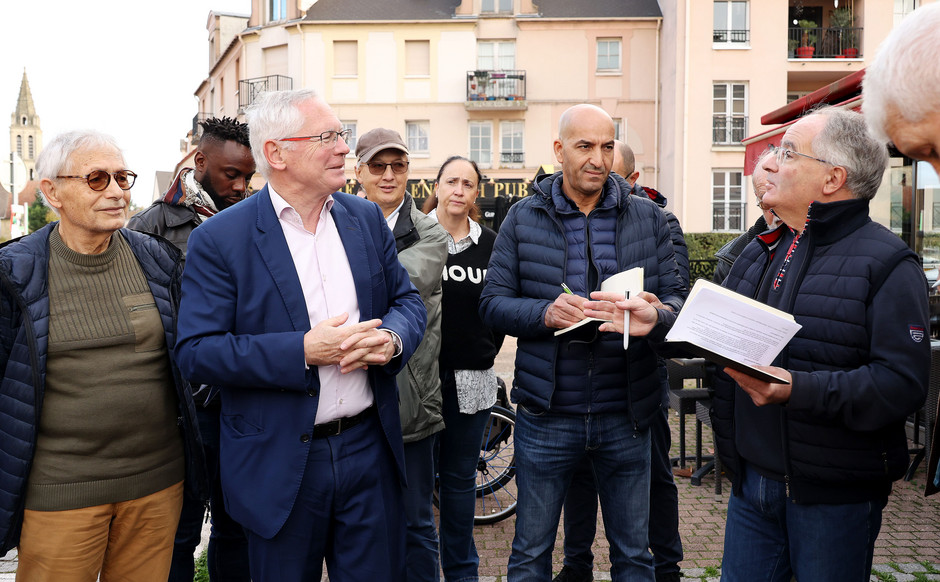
[561,282,574,295]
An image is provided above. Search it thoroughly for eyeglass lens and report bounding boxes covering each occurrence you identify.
[367,161,409,175]
[88,170,136,191]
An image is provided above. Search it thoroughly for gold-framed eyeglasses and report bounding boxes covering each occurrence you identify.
[56,170,137,191]
[364,161,409,175]
[768,144,831,166]
[276,129,350,146]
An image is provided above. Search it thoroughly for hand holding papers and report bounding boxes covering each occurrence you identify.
[555,268,644,338]
[665,279,801,384]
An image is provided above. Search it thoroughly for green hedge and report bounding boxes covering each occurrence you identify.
[685,232,739,261]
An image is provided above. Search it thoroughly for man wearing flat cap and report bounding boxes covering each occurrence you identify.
[356,128,449,581]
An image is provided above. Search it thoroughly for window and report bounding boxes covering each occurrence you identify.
[894,0,918,26]
[482,0,512,13]
[713,82,747,144]
[596,38,621,72]
[405,40,430,77]
[477,41,515,71]
[469,121,492,168]
[612,118,624,141]
[500,121,524,166]
[342,121,358,156]
[713,1,749,44]
[334,41,358,77]
[16,135,21,157]
[406,121,429,155]
[269,0,286,21]
[28,136,33,159]
[786,92,809,104]
[712,170,745,231]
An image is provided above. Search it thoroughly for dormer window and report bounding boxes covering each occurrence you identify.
[482,0,511,14]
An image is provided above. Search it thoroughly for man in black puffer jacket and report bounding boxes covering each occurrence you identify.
[480,104,683,582]
[712,108,929,582]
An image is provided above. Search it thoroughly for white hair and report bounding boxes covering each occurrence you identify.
[863,2,940,142]
[244,89,320,177]
[813,108,888,201]
[35,130,124,213]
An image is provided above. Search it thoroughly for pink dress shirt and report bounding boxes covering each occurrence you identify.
[268,187,373,424]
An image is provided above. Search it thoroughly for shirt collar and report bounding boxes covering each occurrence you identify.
[268,185,335,231]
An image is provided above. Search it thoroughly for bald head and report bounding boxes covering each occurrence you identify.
[558,104,614,142]
[611,140,641,186]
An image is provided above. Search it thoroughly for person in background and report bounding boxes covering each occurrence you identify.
[712,108,928,582]
[0,130,206,581]
[356,127,449,581]
[480,104,683,581]
[863,0,940,498]
[555,139,687,582]
[422,156,503,581]
[174,89,426,582]
[712,150,782,284]
[128,116,254,582]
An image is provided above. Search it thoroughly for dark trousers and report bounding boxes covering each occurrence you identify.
[169,401,249,582]
[561,387,683,575]
[245,412,406,582]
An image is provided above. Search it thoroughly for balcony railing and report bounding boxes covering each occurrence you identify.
[466,70,526,102]
[192,112,211,142]
[712,115,748,145]
[713,29,750,44]
[238,75,293,111]
[500,151,524,165]
[788,26,863,59]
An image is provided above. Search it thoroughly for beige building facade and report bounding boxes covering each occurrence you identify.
[192,0,663,212]
[660,0,935,233]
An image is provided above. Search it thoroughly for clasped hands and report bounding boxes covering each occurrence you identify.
[303,313,395,374]
[543,290,663,337]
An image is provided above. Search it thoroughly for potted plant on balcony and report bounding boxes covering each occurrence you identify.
[830,7,858,58]
[796,19,817,58]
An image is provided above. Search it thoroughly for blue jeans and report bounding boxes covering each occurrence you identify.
[169,401,249,582]
[403,434,441,582]
[721,463,885,582]
[508,405,653,582]
[437,369,493,582]
[561,402,682,576]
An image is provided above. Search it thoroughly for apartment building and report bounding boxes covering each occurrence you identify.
[659,0,934,233]
[192,0,663,222]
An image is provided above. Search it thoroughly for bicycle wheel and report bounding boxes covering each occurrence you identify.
[474,405,517,525]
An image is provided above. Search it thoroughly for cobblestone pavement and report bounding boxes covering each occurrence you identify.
[2,337,938,581]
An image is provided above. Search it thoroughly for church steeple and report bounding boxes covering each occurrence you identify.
[10,69,42,181]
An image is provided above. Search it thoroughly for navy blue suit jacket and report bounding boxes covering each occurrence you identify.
[175,186,426,539]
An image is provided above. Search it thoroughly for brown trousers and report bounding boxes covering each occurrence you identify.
[15,481,184,582]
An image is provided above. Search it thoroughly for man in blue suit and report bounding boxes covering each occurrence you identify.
[175,89,426,582]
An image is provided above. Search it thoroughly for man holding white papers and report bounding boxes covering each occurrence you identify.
[711,108,929,582]
[480,104,683,581]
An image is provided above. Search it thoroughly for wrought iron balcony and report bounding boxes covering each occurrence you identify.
[713,29,750,44]
[712,115,748,145]
[191,112,211,143]
[788,26,863,59]
[466,70,526,109]
[238,75,293,111]
[500,151,524,165]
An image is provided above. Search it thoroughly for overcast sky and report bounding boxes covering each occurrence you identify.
[0,0,252,209]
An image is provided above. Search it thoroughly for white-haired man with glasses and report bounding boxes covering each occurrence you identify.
[0,130,207,580]
[709,107,929,581]
[174,90,426,582]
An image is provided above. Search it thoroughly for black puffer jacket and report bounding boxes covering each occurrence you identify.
[711,199,929,503]
[0,224,207,554]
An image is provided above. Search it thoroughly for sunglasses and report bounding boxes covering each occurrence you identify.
[364,161,409,176]
[56,170,137,191]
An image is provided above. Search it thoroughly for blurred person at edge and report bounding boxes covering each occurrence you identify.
[356,127,449,582]
[422,156,504,582]
[0,130,206,581]
[713,150,784,284]
[128,116,255,582]
[863,2,940,497]
[555,138,688,582]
